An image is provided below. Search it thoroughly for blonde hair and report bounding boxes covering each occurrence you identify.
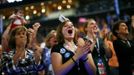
[45,30,57,48]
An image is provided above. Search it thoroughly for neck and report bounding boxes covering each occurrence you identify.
[64,40,76,52]
[64,39,74,45]
[87,32,97,42]
[87,32,93,38]
[118,34,128,40]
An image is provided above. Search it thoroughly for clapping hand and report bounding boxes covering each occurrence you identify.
[74,38,91,61]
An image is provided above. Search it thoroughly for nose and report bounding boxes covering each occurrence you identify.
[20,34,25,38]
[20,35,24,38]
[124,25,128,29]
[68,25,73,28]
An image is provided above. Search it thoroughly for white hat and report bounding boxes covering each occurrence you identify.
[59,14,69,23]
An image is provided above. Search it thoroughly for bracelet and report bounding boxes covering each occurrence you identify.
[82,57,88,62]
[71,57,77,64]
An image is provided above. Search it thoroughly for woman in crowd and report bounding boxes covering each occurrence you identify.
[83,18,112,75]
[106,32,119,75]
[112,20,134,75]
[99,21,119,75]
[1,25,43,75]
[43,30,57,75]
[51,15,96,75]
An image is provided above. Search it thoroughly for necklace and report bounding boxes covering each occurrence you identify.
[63,43,77,53]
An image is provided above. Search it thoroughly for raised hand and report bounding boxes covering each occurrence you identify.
[75,39,91,61]
[32,22,41,31]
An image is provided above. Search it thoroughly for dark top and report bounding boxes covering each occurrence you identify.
[51,43,91,75]
[91,38,111,75]
[113,38,134,75]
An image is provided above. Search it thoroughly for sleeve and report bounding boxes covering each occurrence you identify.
[0,52,8,69]
[51,44,60,53]
[113,40,120,55]
[113,40,132,56]
[0,51,13,73]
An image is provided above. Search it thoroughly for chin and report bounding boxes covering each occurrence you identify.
[67,36,74,39]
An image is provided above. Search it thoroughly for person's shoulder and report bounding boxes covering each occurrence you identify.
[53,43,63,48]
[113,38,121,42]
[113,39,123,46]
[51,43,63,53]
[2,50,15,59]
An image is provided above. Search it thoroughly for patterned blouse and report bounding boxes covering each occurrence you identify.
[1,49,45,75]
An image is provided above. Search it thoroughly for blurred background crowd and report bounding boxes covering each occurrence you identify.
[0,0,134,36]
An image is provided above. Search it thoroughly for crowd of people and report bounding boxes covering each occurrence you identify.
[0,8,134,75]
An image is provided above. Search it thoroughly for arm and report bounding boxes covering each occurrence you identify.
[27,28,34,49]
[2,24,11,51]
[9,14,16,19]
[31,23,41,64]
[32,23,40,37]
[20,16,28,24]
[103,38,112,58]
[84,54,96,75]
[51,52,76,75]
[27,23,40,49]
[27,23,42,66]
[80,41,96,75]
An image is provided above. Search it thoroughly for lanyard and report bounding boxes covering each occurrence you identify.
[85,36,101,57]
[96,38,101,57]
[127,41,131,47]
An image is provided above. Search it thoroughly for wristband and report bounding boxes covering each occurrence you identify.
[71,57,77,64]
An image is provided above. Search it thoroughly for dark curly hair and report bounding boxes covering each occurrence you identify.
[112,20,126,37]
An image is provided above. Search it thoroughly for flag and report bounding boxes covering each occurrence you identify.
[0,15,3,34]
[114,0,120,17]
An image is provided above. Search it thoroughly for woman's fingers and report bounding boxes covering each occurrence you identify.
[76,42,91,59]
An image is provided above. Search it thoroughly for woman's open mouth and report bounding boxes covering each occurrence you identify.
[54,40,57,43]
[68,30,73,35]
